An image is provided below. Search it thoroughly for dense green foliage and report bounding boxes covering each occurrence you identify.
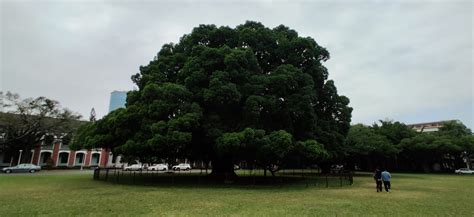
[345,124,396,157]
[73,22,352,175]
[345,120,474,172]
[0,92,82,164]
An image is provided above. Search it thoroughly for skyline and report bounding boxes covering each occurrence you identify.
[1,0,473,129]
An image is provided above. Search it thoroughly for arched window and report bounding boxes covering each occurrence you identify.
[58,152,69,165]
[91,153,100,166]
[75,153,85,166]
[40,152,52,165]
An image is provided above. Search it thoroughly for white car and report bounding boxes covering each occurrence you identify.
[172,163,191,171]
[148,164,168,171]
[123,164,143,171]
[455,168,474,174]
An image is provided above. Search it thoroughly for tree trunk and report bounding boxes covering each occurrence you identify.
[346,160,355,171]
[320,162,331,174]
[208,156,237,182]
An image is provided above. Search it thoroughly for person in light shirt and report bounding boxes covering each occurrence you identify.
[381,169,392,192]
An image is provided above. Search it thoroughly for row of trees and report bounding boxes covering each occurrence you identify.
[345,121,474,172]
[2,90,473,173]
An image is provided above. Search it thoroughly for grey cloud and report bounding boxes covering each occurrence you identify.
[1,0,472,128]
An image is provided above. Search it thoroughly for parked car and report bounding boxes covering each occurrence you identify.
[148,164,168,171]
[330,164,344,174]
[2,164,41,173]
[123,164,143,171]
[172,163,191,171]
[455,168,474,174]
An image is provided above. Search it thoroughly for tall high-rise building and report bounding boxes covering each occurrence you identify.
[108,91,127,113]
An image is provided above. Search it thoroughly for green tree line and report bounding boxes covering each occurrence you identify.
[345,120,474,172]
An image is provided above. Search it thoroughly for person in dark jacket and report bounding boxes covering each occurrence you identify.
[374,167,382,192]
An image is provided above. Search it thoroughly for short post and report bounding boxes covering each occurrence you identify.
[172,171,175,185]
[93,168,98,180]
[325,175,328,188]
[105,168,109,181]
[252,167,256,185]
[18,150,23,165]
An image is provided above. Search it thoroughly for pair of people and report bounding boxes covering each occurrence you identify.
[373,168,391,192]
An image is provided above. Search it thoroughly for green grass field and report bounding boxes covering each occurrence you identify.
[0,171,472,216]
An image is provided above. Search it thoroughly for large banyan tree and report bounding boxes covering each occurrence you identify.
[73,21,352,178]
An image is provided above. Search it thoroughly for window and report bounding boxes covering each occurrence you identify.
[59,152,69,164]
[91,153,100,165]
[75,153,84,165]
[40,152,52,164]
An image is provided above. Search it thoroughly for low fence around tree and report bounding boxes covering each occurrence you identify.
[93,168,353,188]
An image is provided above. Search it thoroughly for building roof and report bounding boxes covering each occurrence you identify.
[406,120,460,132]
[406,120,459,127]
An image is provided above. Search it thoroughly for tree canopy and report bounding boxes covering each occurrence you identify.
[73,21,352,177]
[346,124,396,157]
[345,120,474,172]
[0,92,82,163]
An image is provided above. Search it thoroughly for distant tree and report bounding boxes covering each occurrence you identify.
[372,120,416,146]
[346,124,398,156]
[344,124,397,170]
[0,92,82,164]
[398,121,474,171]
[73,21,352,179]
[437,120,472,137]
[399,133,447,171]
[437,121,474,169]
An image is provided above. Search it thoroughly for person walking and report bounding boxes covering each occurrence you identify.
[381,169,391,192]
[373,167,382,192]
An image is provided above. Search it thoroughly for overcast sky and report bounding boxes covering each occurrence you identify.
[1,0,473,129]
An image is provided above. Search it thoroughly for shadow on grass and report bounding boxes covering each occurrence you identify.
[95,171,353,190]
[352,171,448,180]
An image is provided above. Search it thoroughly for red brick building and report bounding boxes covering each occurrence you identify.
[1,140,118,168]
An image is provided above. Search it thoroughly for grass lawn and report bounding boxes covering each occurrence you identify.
[0,171,472,216]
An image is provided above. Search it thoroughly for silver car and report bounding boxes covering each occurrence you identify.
[123,164,143,171]
[148,164,168,171]
[172,163,191,171]
[2,164,42,173]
